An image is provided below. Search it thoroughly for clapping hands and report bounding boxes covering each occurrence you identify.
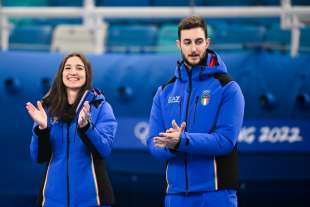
[25,101,47,129]
[154,120,186,149]
[78,101,91,128]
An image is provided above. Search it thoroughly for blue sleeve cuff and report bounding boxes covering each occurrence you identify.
[177,132,189,152]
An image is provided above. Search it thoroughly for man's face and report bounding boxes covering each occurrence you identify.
[177,27,209,67]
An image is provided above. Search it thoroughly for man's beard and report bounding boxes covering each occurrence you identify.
[181,50,207,68]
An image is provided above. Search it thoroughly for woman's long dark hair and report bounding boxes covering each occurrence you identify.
[42,53,93,121]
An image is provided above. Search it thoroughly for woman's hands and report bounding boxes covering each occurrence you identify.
[26,101,48,129]
[78,101,91,128]
[26,100,91,129]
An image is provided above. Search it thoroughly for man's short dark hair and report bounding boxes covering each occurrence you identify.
[178,16,208,40]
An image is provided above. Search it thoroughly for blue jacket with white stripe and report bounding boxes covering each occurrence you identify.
[147,50,245,194]
[30,89,117,207]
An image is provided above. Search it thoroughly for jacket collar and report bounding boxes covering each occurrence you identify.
[175,49,227,82]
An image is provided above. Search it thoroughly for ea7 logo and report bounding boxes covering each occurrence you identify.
[168,96,181,104]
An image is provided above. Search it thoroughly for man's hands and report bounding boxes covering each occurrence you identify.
[26,101,48,129]
[154,120,186,149]
[78,101,91,128]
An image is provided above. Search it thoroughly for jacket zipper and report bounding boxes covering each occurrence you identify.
[184,69,192,194]
[66,124,70,207]
[193,96,199,123]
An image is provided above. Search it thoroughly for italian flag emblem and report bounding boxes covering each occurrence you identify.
[201,90,210,106]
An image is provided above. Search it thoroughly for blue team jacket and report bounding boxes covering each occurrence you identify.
[30,89,117,207]
[147,50,245,194]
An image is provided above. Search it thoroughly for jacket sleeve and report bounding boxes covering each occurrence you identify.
[177,82,245,156]
[78,101,117,158]
[29,122,52,163]
[147,87,176,160]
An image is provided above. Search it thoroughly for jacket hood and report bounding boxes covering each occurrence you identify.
[175,49,227,82]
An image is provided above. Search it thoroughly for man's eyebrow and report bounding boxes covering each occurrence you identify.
[195,37,204,41]
[183,37,204,41]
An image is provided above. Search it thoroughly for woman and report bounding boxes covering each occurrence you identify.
[26,53,117,207]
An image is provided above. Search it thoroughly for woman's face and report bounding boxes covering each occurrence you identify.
[62,56,86,91]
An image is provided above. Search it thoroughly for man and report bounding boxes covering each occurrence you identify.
[147,16,245,207]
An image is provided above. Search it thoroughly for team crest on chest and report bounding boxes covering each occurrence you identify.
[201,90,211,106]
